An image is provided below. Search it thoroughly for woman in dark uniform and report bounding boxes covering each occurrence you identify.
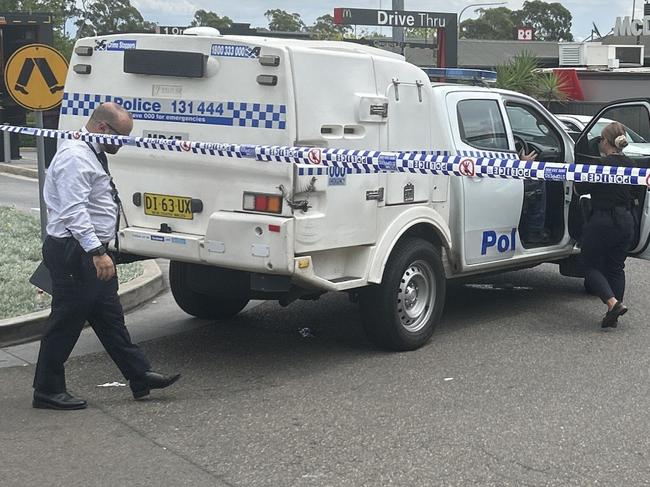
[580,121,636,328]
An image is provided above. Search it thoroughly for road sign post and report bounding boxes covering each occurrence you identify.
[2,130,10,163]
[4,43,68,240]
[35,111,47,240]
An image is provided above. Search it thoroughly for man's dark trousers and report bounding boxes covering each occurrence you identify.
[33,237,151,394]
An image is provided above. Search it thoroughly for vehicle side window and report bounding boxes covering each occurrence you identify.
[579,105,650,157]
[457,100,509,151]
[505,104,563,161]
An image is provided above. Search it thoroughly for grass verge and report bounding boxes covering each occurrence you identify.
[0,206,143,320]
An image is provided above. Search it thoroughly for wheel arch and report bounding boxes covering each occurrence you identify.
[368,208,453,284]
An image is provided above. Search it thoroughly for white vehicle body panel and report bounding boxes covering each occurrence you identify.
[59,33,650,295]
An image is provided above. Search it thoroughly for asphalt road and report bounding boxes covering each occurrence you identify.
[0,173,40,213]
[2,259,650,486]
[3,171,650,485]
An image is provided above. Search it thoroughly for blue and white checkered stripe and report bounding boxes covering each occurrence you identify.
[477,158,543,179]
[61,93,287,130]
[401,150,516,159]
[228,102,286,130]
[321,149,382,173]
[571,162,646,185]
[2,123,649,186]
[60,93,107,117]
[297,166,328,176]
[256,146,312,165]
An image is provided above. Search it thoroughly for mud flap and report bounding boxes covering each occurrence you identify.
[558,254,585,278]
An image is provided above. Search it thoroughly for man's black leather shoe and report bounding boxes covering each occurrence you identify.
[130,371,181,399]
[33,391,87,410]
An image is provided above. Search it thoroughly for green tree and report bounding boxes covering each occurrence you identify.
[75,0,155,38]
[0,0,19,10]
[405,27,439,43]
[517,0,573,41]
[1,0,79,59]
[496,51,539,95]
[535,72,570,106]
[357,29,387,39]
[264,9,305,32]
[310,14,351,40]
[190,10,233,30]
[460,1,573,41]
[53,30,75,60]
[460,7,516,40]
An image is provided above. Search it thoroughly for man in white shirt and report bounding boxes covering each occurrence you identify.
[33,102,180,410]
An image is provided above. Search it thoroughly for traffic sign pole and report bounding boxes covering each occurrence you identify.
[3,130,10,163]
[35,110,47,241]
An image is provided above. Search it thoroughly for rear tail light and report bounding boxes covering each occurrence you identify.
[243,192,283,214]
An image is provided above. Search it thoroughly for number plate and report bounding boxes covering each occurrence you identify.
[144,193,193,220]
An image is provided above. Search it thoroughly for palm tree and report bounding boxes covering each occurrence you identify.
[496,52,570,104]
[535,72,570,107]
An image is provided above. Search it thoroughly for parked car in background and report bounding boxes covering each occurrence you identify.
[556,114,650,156]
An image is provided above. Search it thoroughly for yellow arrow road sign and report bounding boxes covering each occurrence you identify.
[4,43,68,111]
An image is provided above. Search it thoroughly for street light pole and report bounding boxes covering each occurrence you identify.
[458,1,508,30]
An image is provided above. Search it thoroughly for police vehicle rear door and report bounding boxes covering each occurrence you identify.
[61,33,294,240]
[573,100,650,260]
[287,45,381,252]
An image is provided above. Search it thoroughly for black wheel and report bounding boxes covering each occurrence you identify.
[169,261,249,320]
[360,237,446,351]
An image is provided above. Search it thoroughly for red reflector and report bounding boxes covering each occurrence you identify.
[268,224,281,233]
[255,195,268,211]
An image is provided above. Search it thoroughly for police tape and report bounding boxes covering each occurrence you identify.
[3,124,650,187]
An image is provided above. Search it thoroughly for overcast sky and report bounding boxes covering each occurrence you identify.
[132,0,641,41]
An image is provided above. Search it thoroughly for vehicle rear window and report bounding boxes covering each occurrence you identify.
[124,49,205,78]
[457,99,509,151]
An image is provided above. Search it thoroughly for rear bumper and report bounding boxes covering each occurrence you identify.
[119,211,372,292]
[119,211,295,274]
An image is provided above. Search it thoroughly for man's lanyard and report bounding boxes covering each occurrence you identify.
[85,142,128,251]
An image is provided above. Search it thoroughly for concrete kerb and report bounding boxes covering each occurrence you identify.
[0,260,166,348]
[0,162,38,179]
[0,147,39,178]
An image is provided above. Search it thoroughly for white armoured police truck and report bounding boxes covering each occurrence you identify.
[60,29,650,350]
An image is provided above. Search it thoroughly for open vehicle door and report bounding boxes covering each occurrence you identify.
[573,99,650,260]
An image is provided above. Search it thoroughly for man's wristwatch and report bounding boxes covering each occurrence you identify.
[88,245,107,257]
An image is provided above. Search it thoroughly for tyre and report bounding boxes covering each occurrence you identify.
[169,261,249,320]
[360,237,446,351]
